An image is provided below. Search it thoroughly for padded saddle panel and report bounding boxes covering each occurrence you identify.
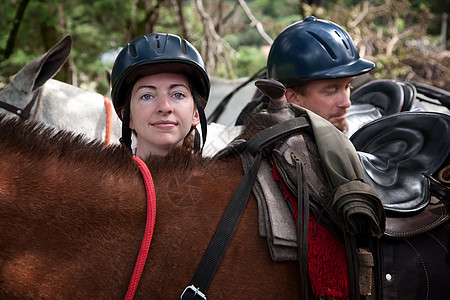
[350,112,450,214]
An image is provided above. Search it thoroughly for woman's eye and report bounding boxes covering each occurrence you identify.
[173,92,184,99]
[141,94,153,100]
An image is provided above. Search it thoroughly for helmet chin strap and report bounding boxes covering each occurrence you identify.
[120,95,133,153]
[192,87,207,154]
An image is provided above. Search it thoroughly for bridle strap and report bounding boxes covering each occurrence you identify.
[124,156,157,300]
[0,88,42,119]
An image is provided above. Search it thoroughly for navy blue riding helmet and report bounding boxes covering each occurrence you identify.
[267,16,375,87]
[110,33,210,153]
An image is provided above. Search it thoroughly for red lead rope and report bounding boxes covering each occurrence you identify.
[125,157,157,300]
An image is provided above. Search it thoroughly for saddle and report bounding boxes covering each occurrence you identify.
[347,79,421,137]
[218,80,385,299]
[350,111,450,236]
[351,111,450,300]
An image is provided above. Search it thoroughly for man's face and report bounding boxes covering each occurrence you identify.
[286,77,354,132]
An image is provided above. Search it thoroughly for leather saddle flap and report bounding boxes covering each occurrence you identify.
[350,111,450,214]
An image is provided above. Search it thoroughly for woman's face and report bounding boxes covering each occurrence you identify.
[129,72,200,157]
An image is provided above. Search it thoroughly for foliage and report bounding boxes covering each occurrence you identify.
[299,0,450,89]
[236,46,266,77]
[0,0,449,94]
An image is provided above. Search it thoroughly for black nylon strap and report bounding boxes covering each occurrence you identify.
[181,116,311,299]
[182,151,263,299]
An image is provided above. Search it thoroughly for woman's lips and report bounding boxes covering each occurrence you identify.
[152,120,177,129]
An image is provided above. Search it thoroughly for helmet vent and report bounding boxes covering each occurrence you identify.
[181,40,187,53]
[334,30,350,50]
[154,34,161,48]
[307,31,336,60]
[129,43,137,58]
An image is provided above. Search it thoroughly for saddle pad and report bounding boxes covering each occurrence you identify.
[351,111,450,213]
[252,157,298,261]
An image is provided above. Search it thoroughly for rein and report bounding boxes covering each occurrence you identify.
[125,156,157,300]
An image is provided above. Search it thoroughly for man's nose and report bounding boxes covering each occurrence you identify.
[337,91,351,108]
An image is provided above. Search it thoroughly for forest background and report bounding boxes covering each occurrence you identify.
[1,0,449,95]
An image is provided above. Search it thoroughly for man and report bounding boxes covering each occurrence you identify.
[266,16,375,134]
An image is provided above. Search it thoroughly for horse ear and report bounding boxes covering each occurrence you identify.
[12,35,73,93]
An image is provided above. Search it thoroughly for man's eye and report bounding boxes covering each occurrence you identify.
[142,94,152,100]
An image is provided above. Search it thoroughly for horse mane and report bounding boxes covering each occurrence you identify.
[144,146,213,175]
[0,114,215,176]
[0,114,134,170]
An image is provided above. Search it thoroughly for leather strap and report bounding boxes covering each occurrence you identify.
[296,161,309,300]
[344,233,361,300]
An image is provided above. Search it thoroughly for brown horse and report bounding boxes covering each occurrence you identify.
[0,114,301,299]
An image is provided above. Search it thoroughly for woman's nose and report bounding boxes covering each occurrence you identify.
[156,95,173,113]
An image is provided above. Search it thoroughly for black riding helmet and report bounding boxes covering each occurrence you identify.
[267,16,375,87]
[111,33,210,153]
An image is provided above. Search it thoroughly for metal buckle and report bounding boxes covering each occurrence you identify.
[180,285,207,300]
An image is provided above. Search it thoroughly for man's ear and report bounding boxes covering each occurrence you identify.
[285,88,299,105]
[191,108,200,127]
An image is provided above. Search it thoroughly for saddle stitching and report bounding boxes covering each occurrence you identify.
[425,231,449,254]
[385,204,448,237]
[404,239,430,300]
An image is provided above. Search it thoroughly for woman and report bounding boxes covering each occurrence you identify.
[111,33,209,158]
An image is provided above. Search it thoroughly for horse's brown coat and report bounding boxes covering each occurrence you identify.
[0,115,300,299]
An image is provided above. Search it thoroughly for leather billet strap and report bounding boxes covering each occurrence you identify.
[181,116,310,299]
[296,161,309,300]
